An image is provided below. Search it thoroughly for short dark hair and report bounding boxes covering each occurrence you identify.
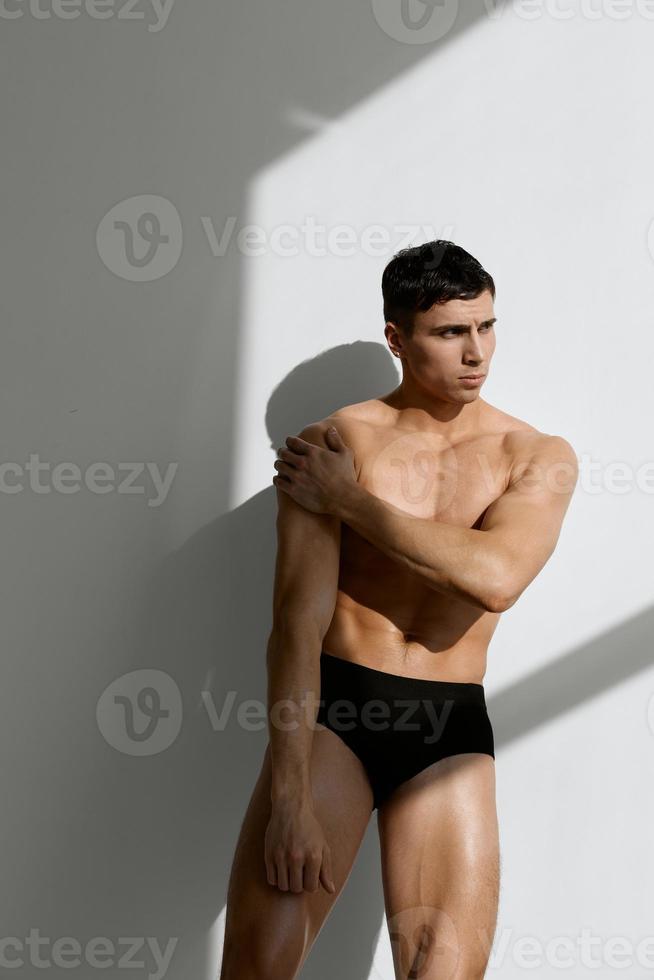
[382,240,496,337]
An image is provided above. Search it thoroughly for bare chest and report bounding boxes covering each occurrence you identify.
[356,428,511,530]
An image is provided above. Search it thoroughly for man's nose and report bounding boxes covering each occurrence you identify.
[463,341,483,363]
[465,347,484,364]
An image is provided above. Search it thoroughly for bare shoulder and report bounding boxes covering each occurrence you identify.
[328,396,392,426]
[476,404,577,496]
[487,404,575,456]
[296,403,376,444]
[493,425,577,503]
[295,398,387,476]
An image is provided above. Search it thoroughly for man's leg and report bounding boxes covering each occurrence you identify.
[220,725,374,980]
[377,753,500,980]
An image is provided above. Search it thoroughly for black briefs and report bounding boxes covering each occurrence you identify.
[315,650,495,811]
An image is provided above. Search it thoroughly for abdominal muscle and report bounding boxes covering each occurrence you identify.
[321,539,501,685]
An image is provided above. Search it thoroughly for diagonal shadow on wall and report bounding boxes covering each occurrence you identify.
[489,604,654,748]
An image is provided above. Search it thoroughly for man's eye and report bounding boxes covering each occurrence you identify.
[438,325,494,336]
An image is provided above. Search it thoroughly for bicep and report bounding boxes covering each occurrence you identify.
[271,483,342,638]
[480,436,578,596]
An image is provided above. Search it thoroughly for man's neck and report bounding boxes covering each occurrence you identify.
[382,383,488,440]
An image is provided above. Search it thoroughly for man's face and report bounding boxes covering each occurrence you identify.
[393,290,496,400]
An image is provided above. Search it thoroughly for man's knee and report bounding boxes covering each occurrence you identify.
[220,920,305,980]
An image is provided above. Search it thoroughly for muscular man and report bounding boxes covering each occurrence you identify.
[219,241,578,980]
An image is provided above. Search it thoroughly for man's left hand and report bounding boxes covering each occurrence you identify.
[272,426,357,515]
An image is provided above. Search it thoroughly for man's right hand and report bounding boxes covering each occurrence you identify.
[264,801,336,894]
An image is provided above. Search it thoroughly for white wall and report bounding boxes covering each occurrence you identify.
[2,1,653,978]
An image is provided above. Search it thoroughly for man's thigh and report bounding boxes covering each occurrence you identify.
[377,753,500,980]
[220,726,374,979]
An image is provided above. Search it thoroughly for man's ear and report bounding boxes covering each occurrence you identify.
[384,320,404,359]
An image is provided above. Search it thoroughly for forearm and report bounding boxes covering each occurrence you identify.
[266,619,322,806]
[335,483,508,612]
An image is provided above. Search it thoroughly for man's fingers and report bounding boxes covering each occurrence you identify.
[285,435,312,453]
[303,856,321,893]
[276,447,300,464]
[320,846,336,894]
[275,857,289,892]
[265,857,277,888]
[289,858,305,894]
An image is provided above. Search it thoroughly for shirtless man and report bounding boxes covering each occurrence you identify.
[219,241,578,980]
